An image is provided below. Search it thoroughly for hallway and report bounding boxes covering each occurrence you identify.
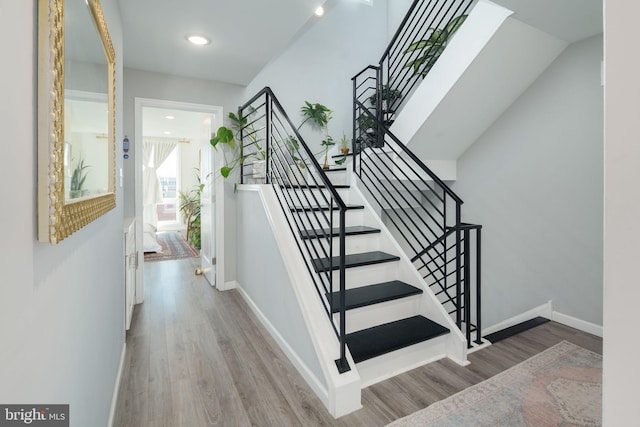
[113,258,602,426]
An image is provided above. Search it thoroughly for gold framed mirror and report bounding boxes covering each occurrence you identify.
[38,0,116,243]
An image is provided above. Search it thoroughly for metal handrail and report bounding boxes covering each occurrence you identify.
[359,0,475,126]
[354,100,463,204]
[237,87,351,373]
[352,61,482,345]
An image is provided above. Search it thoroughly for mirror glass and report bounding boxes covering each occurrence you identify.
[64,0,109,201]
[37,0,116,243]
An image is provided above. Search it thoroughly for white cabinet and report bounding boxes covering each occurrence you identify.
[123,217,137,330]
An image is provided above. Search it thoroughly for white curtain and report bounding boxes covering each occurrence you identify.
[143,138,178,227]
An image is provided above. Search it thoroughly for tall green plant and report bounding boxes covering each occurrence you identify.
[403,15,467,78]
[210,110,266,179]
[179,168,207,249]
[69,158,90,198]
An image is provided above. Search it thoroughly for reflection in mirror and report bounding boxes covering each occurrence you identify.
[64,0,109,201]
[37,0,116,243]
[64,92,109,200]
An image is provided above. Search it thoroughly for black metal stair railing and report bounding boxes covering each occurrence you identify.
[236,87,351,373]
[350,100,482,346]
[361,0,475,130]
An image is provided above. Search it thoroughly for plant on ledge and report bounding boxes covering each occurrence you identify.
[403,14,468,78]
[210,110,266,179]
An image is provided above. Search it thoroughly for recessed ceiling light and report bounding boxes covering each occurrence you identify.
[315,6,324,16]
[163,131,171,135]
[165,115,175,120]
[187,35,210,46]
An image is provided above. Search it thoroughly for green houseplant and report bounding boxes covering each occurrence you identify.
[178,169,206,250]
[403,14,467,78]
[69,158,90,199]
[210,110,266,179]
[368,84,403,112]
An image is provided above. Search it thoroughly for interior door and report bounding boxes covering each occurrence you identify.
[200,138,216,287]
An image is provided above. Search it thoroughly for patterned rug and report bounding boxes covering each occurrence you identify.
[388,341,602,426]
[144,231,199,262]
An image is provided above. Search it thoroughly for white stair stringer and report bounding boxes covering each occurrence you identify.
[391,0,568,162]
[247,184,362,418]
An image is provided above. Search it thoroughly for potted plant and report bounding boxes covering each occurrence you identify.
[299,101,337,170]
[69,158,90,199]
[210,110,265,180]
[369,84,403,112]
[402,14,467,79]
[178,169,206,249]
[228,110,267,180]
[339,133,350,155]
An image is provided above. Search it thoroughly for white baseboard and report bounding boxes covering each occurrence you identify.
[481,301,603,338]
[108,342,126,427]
[552,311,603,337]
[219,280,239,291]
[234,284,329,407]
[483,301,553,335]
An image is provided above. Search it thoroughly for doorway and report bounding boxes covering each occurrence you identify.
[134,98,224,302]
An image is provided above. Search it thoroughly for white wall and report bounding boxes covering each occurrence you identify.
[452,35,603,328]
[387,0,413,41]
[236,190,324,382]
[0,1,125,426]
[245,0,389,153]
[122,68,244,217]
[603,0,640,423]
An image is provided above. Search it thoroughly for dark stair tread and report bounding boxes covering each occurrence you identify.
[327,281,422,313]
[332,153,354,159]
[324,167,347,172]
[290,204,364,212]
[312,251,400,273]
[300,225,380,239]
[346,315,449,363]
[281,184,350,189]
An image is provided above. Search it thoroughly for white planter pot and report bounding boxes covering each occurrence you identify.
[253,160,266,179]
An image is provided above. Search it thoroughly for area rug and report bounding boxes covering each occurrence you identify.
[144,231,199,262]
[388,341,602,426]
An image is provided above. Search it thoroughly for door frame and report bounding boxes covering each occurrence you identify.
[134,97,223,303]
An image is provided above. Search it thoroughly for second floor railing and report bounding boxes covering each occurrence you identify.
[370,0,475,127]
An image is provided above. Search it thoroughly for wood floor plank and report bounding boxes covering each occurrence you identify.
[113,258,603,426]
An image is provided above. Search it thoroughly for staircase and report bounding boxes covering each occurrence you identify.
[236,89,465,391]
[231,0,489,416]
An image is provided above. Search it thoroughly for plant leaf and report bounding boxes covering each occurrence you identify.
[445,14,467,35]
[220,166,232,178]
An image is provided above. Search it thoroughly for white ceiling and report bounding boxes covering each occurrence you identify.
[113,0,602,89]
[142,107,213,141]
[491,0,602,43]
[116,0,323,86]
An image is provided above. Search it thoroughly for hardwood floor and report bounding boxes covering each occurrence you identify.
[113,258,602,426]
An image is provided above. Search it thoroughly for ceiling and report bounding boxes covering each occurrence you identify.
[491,0,602,43]
[142,107,213,141]
[116,0,323,86]
[113,0,601,88]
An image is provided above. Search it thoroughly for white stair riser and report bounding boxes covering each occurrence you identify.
[355,334,449,387]
[305,233,382,255]
[343,262,402,290]
[333,295,423,334]
[295,209,365,229]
